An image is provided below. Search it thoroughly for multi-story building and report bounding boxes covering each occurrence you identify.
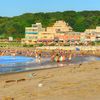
[85,26,100,33]
[85,26,100,42]
[38,32,54,43]
[38,20,73,43]
[22,20,100,45]
[22,20,73,45]
[55,32,80,42]
[46,20,72,33]
[22,23,45,44]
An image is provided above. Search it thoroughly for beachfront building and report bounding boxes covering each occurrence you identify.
[22,20,74,45]
[51,21,80,45]
[54,32,81,45]
[22,20,100,45]
[42,20,73,44]
[85,26,100,42]
[96,34,100,41]
[21,23,45,44]
[85,26,100,33]
[46,20,73,33]
[38,31,54,44]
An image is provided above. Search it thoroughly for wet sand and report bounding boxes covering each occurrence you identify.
[0,61,100,100]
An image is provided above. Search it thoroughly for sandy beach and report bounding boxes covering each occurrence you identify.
[0,61,100,100]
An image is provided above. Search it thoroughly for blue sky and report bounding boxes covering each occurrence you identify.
[0,0,100,17]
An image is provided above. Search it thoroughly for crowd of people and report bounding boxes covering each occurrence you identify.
[0,47,99,64]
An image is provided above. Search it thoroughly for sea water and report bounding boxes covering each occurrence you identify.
[0,55,100,74]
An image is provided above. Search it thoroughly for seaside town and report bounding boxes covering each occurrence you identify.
[0,18,100,100]
[0,19,100,100]
[1,0,100,100]
[22,20,100,45]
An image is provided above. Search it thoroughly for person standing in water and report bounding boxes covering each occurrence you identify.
[38,53,42,64]
[35,52,38,63]
[68,53,72,61]
[54,53,60,67]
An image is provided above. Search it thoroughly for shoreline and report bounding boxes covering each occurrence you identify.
[0,60,98,79]
[0,54,100,75]
[0,61,100,100]
[0,47,100,100]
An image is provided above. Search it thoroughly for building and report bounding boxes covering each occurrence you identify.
[85,29,96,33]
[96,34,100,41]
[46,20,72,33]
[55,32,80,42]
[85,26,100,42]
[22,20,74,45]
[22,20,100,45]
[85,26,100,33]
[38,20,73,43]
[22,23,45,44]
[38,31,54,43]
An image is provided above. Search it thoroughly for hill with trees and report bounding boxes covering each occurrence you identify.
[0,11,100,39]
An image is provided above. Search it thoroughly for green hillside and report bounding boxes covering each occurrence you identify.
[0,11,100,39]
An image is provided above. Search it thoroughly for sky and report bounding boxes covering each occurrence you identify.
[0,0,100,17]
